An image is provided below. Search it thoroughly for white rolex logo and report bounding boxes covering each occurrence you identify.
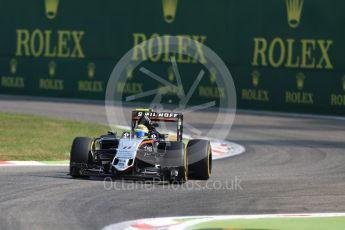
[286,0,304,28]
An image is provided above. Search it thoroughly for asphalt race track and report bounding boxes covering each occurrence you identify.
[1,95,345,230]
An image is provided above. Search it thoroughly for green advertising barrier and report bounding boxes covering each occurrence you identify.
[0,0,344,115]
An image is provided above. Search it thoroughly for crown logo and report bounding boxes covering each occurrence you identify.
[296,72,305,90]
[44,0,60,19]
[342,76,345,92]
[209,68,217,84]
[286,0,304,28]
[168,66,175,82]
[251,70,260,87]
[48,61,56,77]
[10,59,18,74]
[162,0,178,23]
[87,63,96,79]
[127,65,134,80]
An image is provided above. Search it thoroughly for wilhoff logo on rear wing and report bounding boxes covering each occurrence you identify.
[136,111,179,119]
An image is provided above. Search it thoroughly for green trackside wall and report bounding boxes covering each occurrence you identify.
[0,0,344,115]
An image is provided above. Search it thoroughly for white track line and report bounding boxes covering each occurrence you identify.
[103,213,345,230]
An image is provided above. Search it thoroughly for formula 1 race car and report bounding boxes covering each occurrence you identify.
[69,109,212,183]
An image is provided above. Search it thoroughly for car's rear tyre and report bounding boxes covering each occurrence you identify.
[187,139,212,180]
[70,137,92,178]
[163,142,187,184]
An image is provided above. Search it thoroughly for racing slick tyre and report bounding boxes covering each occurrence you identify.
[70,137,92,178]
[187,139,212,180]
[163,142,187,184]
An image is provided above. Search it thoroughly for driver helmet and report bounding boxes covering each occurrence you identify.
[134,124,149,138]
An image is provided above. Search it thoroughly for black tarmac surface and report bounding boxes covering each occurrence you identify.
[1,95,345,230]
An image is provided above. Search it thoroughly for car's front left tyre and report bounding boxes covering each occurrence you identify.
[70,137,92,178]
[187,139,212,180]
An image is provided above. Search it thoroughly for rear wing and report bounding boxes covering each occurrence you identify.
[131,109,183,141]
